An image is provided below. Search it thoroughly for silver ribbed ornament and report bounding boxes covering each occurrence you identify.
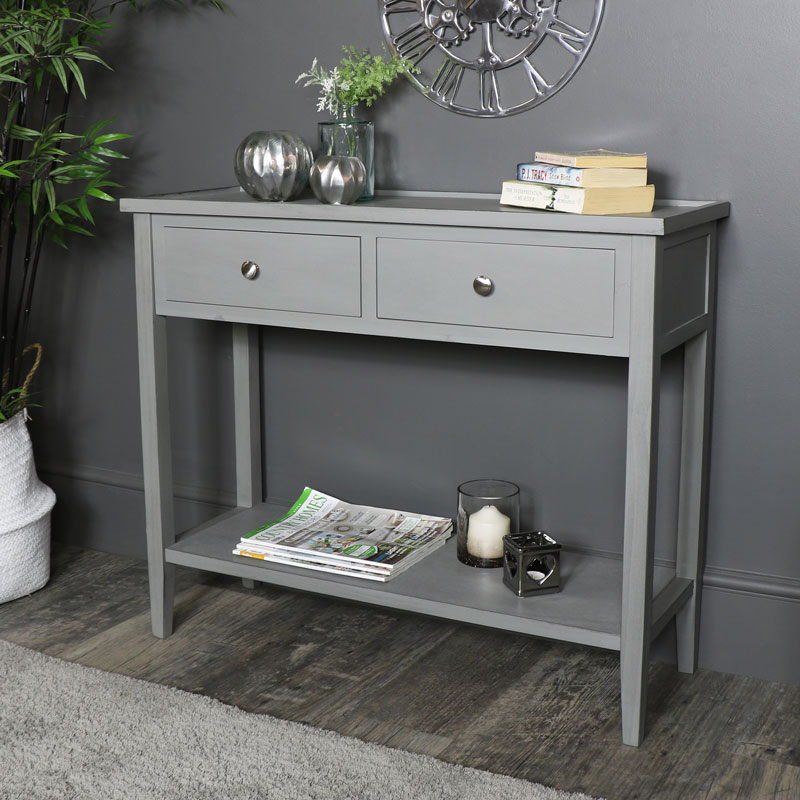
[309,155,367,205]
[233,130,313,201]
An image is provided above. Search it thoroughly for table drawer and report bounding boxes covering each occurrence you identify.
[377,237,617,337]
[155,225,361,317]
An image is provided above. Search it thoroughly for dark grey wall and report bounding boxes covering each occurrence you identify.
[31,1,800,685]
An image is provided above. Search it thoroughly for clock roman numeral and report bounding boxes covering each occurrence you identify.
[382,0,420,14]
[431,58,464,104]
[479,69,502,114]
[392,20,436,64]
[521,57,551,97]
[546,17,590,56]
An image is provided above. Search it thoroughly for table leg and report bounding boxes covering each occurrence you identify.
[133,214,176,639]
[675,326,713,672]
[232,324,262,508]
[620,242,661,746]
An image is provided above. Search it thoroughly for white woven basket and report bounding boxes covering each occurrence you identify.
[0,412,56,604]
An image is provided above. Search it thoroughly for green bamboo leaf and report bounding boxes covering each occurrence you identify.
[64,58,86,98]
[61,222,93,236]
[0,53,26,67]
[89,145,128,159]
[75,195,95,223]
[8,124,41,140]
[93,133,132,144]
[49,164,105,179]
[31,178,41,211]
[83,118,113,144]
[69,52,110,69]
[50,57,69,92]
[15,35,35,56]
[86,187,115,201]
[44,180,56,211]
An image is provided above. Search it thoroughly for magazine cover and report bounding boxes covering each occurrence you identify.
[234,487,452,573]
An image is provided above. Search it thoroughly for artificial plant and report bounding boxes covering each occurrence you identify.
[0,0,223,421]
[297,45,416,115]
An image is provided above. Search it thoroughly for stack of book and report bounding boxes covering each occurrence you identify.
[500,149,655,215]
[233,487,453,582]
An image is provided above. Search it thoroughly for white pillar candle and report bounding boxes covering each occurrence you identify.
[466,504,510,559]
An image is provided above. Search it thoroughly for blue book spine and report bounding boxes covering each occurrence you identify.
[516,163,585,187]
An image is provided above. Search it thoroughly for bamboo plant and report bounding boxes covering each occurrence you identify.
[0,0,223,421]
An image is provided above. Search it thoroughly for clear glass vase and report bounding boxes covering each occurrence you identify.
[318,104,374,201]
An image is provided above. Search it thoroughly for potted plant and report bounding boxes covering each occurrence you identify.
[297,46,417,201]
[0,0,223,603]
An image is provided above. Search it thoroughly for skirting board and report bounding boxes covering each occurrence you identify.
[39,463,800,686]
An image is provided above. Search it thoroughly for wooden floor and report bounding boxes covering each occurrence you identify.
[0,544,797,800]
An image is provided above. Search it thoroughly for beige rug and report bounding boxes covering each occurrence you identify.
[0,638,600,799]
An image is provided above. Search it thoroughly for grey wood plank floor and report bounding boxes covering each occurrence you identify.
[0,544,797,800]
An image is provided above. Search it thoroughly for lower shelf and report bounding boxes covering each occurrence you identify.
[166,501,688,652]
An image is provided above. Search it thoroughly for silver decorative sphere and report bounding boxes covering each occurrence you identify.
[309,155,367,205]
[233,130,313,201]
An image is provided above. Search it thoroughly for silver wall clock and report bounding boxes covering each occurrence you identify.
[379,0,605,118]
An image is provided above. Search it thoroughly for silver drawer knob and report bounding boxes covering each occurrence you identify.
[241,260,260,280]
[473,275,494,297]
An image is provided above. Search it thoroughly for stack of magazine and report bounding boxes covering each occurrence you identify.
[233,487,453,582]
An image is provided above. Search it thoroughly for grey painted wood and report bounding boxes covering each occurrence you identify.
[150,217,634,357]
[132,214,176,639]
[154,223,361,317]
[120,188,730,237]
[620,235,662,746]
[376,237,617,337]
[660,233,709,336]
[232,324,262,508]
[167,501,678,650]
[651,577,694,640]
[675,227,718,673]
[124,190,726,746]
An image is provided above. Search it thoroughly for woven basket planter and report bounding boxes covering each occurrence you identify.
[0,412,55,604]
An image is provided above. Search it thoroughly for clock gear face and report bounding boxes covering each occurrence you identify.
[379,0,604,117]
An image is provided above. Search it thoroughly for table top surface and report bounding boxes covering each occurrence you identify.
[121,187,730,237]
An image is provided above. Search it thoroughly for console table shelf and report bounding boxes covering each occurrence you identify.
[122,188,729,747]
[167,500,688,652]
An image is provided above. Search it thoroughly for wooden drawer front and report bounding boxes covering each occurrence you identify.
[377,238,617,337]
[156,226,361,317]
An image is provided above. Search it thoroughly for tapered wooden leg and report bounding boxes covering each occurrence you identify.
[675,328,713,672]
[620,240,661,746]
[133,214,176,639]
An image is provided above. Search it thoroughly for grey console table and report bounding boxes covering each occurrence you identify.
[121,188,729,746]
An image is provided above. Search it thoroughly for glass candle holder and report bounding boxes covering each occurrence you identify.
[457,479,520,568]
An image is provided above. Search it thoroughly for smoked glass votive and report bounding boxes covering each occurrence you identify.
[457,479,520,568]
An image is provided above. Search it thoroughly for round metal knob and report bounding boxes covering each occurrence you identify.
[473,275,494,297]
[241,260,260,280]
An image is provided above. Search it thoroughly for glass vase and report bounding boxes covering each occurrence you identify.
[318,104,374,201]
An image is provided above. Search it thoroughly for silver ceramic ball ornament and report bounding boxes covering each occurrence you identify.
[233,130,313,201]
[309,155,367,205]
